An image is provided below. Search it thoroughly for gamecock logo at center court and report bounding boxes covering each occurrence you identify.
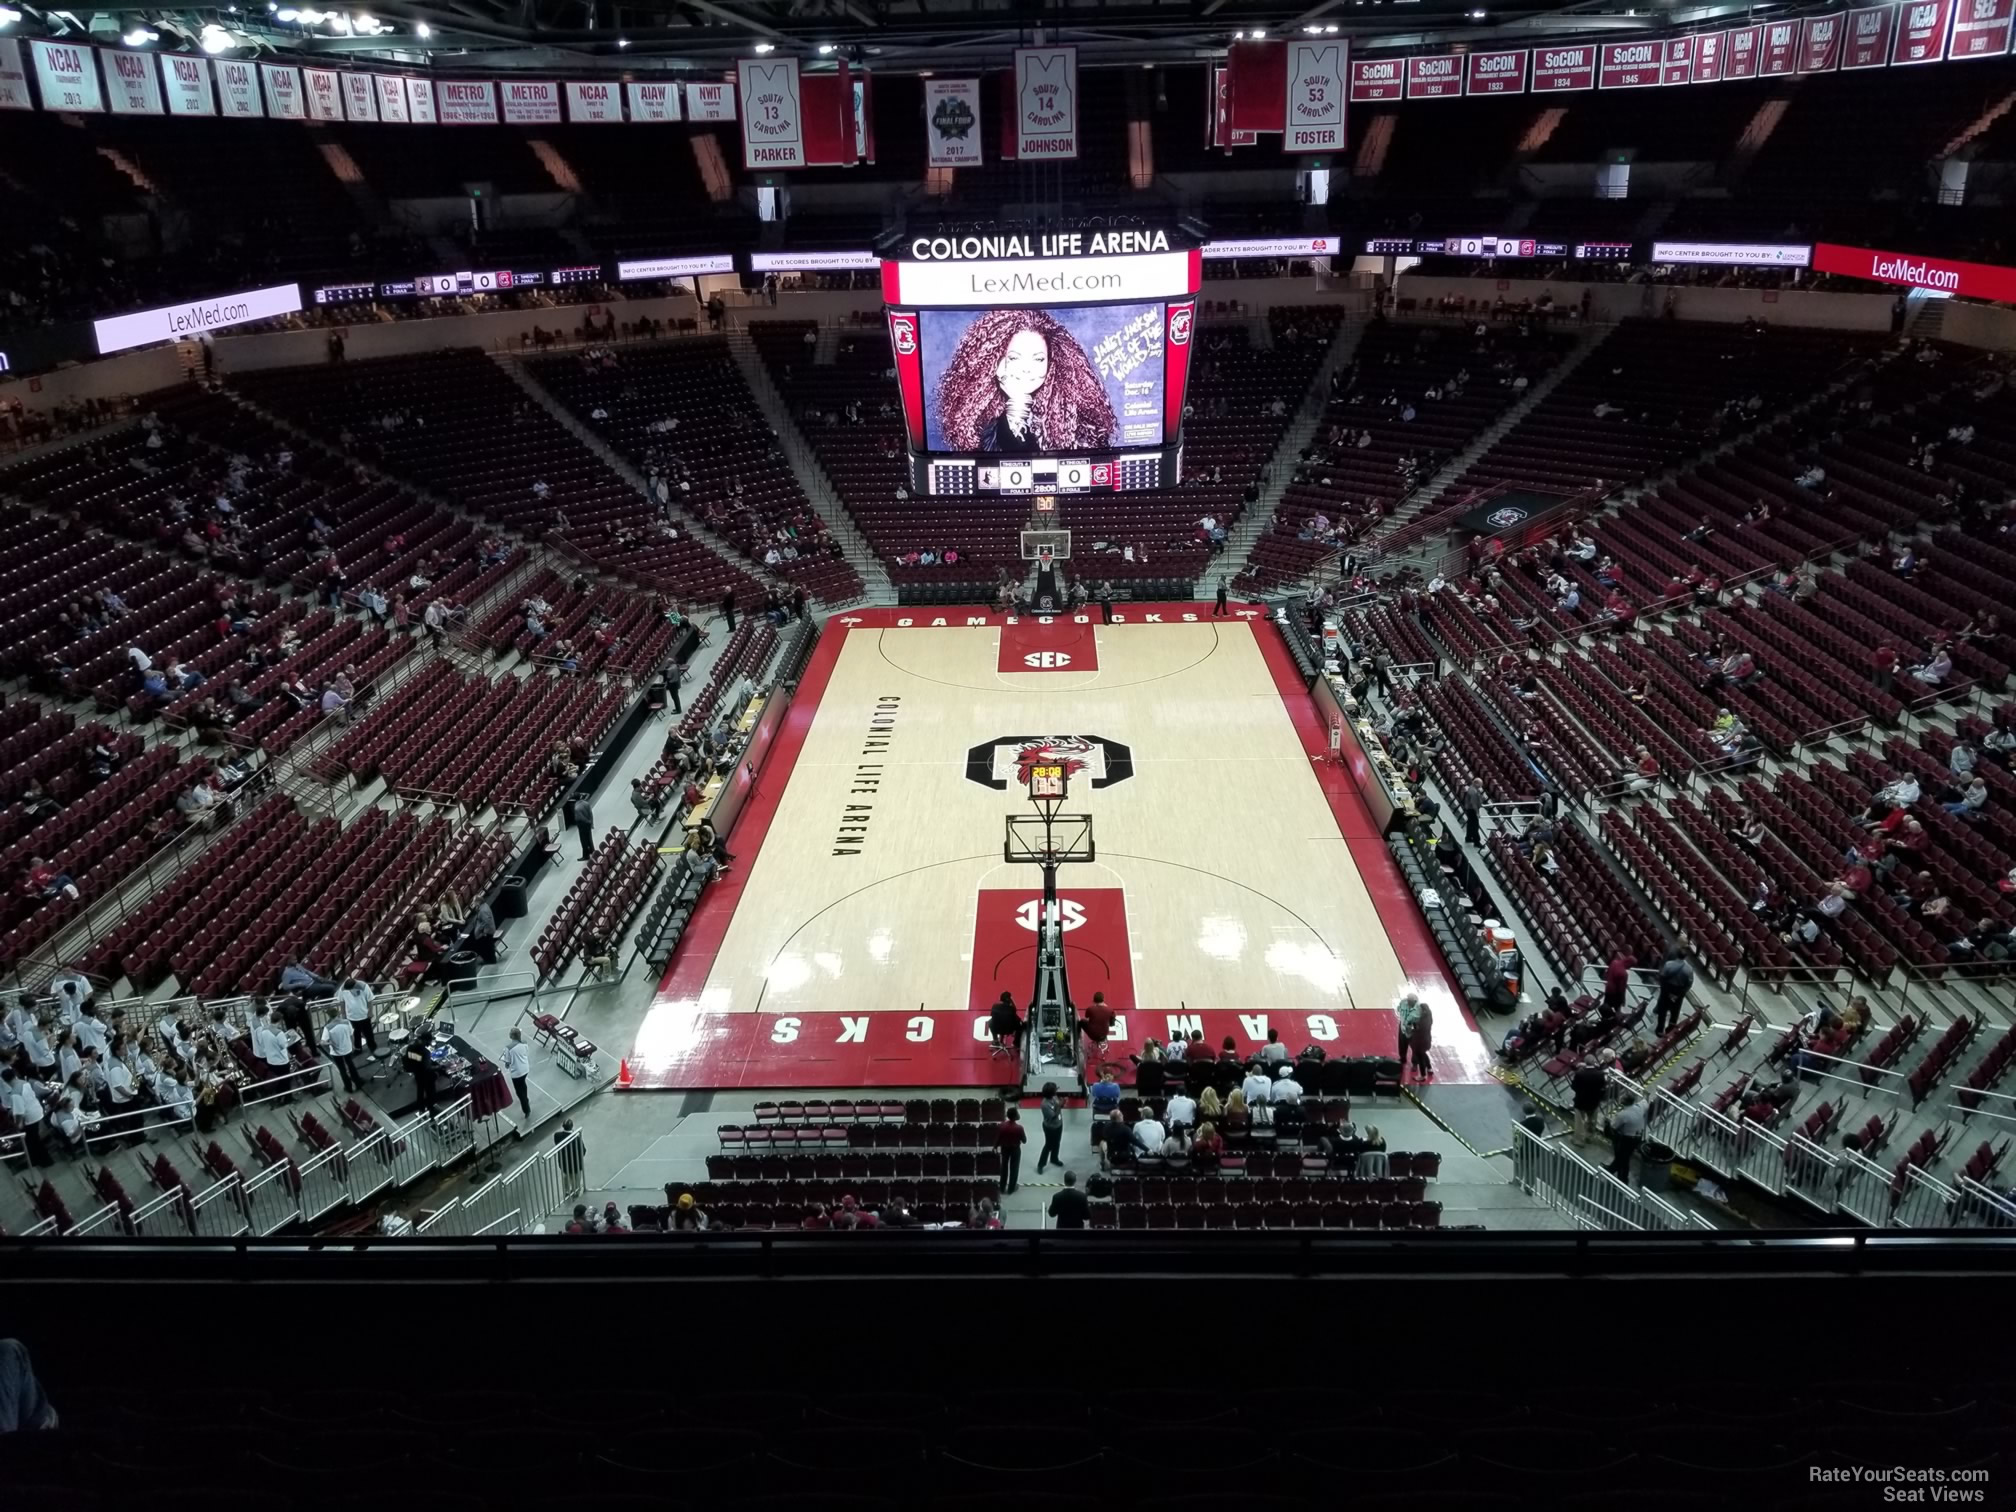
[965,734,1136,792]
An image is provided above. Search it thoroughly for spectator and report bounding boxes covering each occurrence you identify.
[1606,1093,1649,1182]
[1048,1171,1089,1229]
[1945,777,1990,820]
[1570,1060,1608,1143]
[1405,997,1434,1082]
[1259,1027,1289,1065]
[1653,947,1693,1035]
[1132,1108,1167,1156]
[1089,1067,1121,1116]
[997,1107,1025,1194]
[1272,1062,1304,1105]
[1035,1081,1065,1173]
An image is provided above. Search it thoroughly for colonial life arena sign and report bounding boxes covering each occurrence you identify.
[904,230,1174,261]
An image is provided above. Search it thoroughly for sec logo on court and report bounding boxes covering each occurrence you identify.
[1023,651,1072,668]
[1014,899,1087,932]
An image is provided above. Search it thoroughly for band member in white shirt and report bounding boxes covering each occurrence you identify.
[319,1009,361,1094]
[503,1028,532,1121]
[338,980,379,1059]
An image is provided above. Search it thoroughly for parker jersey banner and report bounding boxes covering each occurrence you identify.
[739,57,805,167]
[566,80,624,122]
[261,64,305,120]
[1013,46,1078,158]
[1531,44,1598,91]
[304,67,344,120]
[926,78,983,166]
[163,52,215,115]
[1894,0,1957,60]
[216,59,262,117]
[500,79,561,124]
[1466,49,1529,95]
[1845,4,1899,65]
[1404,52,1462,100]
[1948,0,2014,56]
[686,79,735,120]
[102,48,164,115]
[0,39,32,110]
[1286,42,1349,148]
[1348,57,1405,101]
[29,40,101,112]
[800,63,855,167]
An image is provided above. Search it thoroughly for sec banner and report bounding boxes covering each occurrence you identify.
[740,56,805,167]
[925,78,983,167]
[1013,46,1078,158]
[1287,42,1349,147]
[1948,0,2014,56]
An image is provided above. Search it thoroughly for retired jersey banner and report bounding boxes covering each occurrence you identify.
[1948,0,2014,56]
[304,66,344,120]
[1287,41,1350,148]
[162,52,214,115]
[374,73,410,122]
[625,81,679,121]
[1597,40,1664,87]
[686,78,735,120]
[1689,30,1729,80]
[1227,38,1285,131]
[1799,16,1845,70]
[740,56,805,167]
[102,48,163,115]
[1894,0,1957,59]
[437,78,496,122]
[1843,3,1899,64]
[405,77,437,123]
[1531,43,1598,91]
[566,80,624,121]
[1348,56,1405,101]
[261,64,304,119]
[342,71,377,120]
[1758,20,1802,73]
[1403,52,1462,100]
[927,78,984,165]
[801,62,853,166]
[1466,49,1528,95]
[0,39,32,110]
[216,58,262,117]
[1013,45,1078,157]
[30,40,101,112]
[500,78,561,123]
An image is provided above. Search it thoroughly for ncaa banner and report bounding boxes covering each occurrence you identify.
[1894,0,1957,60]
[1844,4,1898,65]
[1013,45,1078,158]
[102,48,164,115]
[1287,42,1349,148]
[1948,0,2014,56]
[740,56,805,167]
[1723,25,1762,77]
[500,79,561,124]
[29,40,102,112]
[566,80,624,122]
[1348,57,1405,101]
[342,71,377,121]
[261,64,304,120]
[1211,67,1258,146]
[1466,49,1528,95]
[405,77,437,123]
[1403,52,1462,100]
[686,79,735,120]
[1757,20,1802,73]
[627,81,682,121]
[0,38,32,110]
[1799,16,1845,70]
[304,66,344,120]
[1530,44,1598,91]
[1689,31,1728,81]
[926,78,983,166]
[373,73,410,122]
[216,58,262,117]
[163,53,215,115]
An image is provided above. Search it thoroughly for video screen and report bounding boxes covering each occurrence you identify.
[919,302,1166,455]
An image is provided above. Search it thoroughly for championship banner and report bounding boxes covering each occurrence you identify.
[1287,41,1349,148]
[1466,49,1528,95]
[373,73,410,122]
[1226,38,1285,131]
[437,79,497,123]
[1723,25,1762,77]
[0,39,32,110]
[342,71,377,121]
[1013,44,1078,157]
[1948,0,2014,56]
[216,58,262,117]
[926,78,983,166]
[102,48,164,115]
[406,77,437,123]
[1844,4,1898,66]
[1347,57,1405,101]
[686,78,735,120]
[801,62,854,166]
[163,53,215,115]
[1690,30,1729,81]
[739,56,805,167]
[1210,66,1258,146]
[29,39,101,112]
[304,67,344,120]
[261,64,305,120]
[1597,39,1664,87]
[626,81,679,121]
[500,79,561,124]
[1894,0,1957,60]
[1660,35,1698,84]
[1403,52,1462,100]
[1758,20,1802,73]
[1799,16,1845,71]
[1531,43,1598,91]
[855,71,874,161]
[566,80,624,122]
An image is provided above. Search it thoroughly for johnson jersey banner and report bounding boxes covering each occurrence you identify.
[800,63,854,167]
[373,74,410,122]
[1286,41,1349,149]
[1844,4,1899,65]
[437,79,498,123]
[1689,30,1729,81]
[1348,57,1406,101]
[0,39,33,110]
[1758,20,1802,73]
[685,79,735,121]
[1723,25,1763,77]
[565,80,625,122]
[1013,46,1078,158]
[342,72,377,121]
[216,59,262,117]
[1227,38,1285,130]
[1894,0,1957,60]
[1531,44,1598,91]
[740,57,805,167]
[1404,53,1463,99]
[926,78,984,166]
[163,53,215,115]
[626,81,680,122]
[405,77,437,123]
[500,79,561,124]
[261,64,305,120]
[1597,40,1664,87]
[1948,0,2014,56]
[304,67,344,120]
[1466,49,1528,95]
[1799,16,1845,71]
[29,40,101,112]
[102,49,164,115]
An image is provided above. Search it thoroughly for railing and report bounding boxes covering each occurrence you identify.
[1509,1123,1711,1232]
[189,1173,249,1237]
[69,1204,127,1237]
[415,1198,463,1234]
[242,1158,303,1236]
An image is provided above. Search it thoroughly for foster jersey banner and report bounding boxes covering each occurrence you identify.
[1286,42,1348,148]
[1013,45,1078,158]
[925,78,984,166]
[739,56,805,167]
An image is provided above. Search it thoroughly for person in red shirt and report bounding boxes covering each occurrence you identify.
[1872,645,1899,694]
[997,1108,1026,1194]
[1603,953,1633,1013]
[1080,993,1115,1069]
[1183,1030,1215,1063]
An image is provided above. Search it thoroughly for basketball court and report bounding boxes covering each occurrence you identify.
[626,603,1494,1089]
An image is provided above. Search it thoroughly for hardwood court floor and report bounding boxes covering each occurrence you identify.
[628,606,1490,1089]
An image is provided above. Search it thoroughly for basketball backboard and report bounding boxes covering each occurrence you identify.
[1005,812,1094,865]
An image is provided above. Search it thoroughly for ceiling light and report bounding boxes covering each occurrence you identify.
[0,4,21,23]
[1468,6,1486,15]
[616,35,628,46]
[415,19,429,33]
[121,26,157,43]
[1303,23,1322,31]
[200,21,231,49]
[753,40,774,52]
[817,42,834,53]
[1250,27,1265,37]
[1324,22,1340,30]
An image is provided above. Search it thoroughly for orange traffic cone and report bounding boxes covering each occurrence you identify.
[618,1057,633,1088]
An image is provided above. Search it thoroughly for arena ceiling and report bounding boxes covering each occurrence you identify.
[12,0,1823,69]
